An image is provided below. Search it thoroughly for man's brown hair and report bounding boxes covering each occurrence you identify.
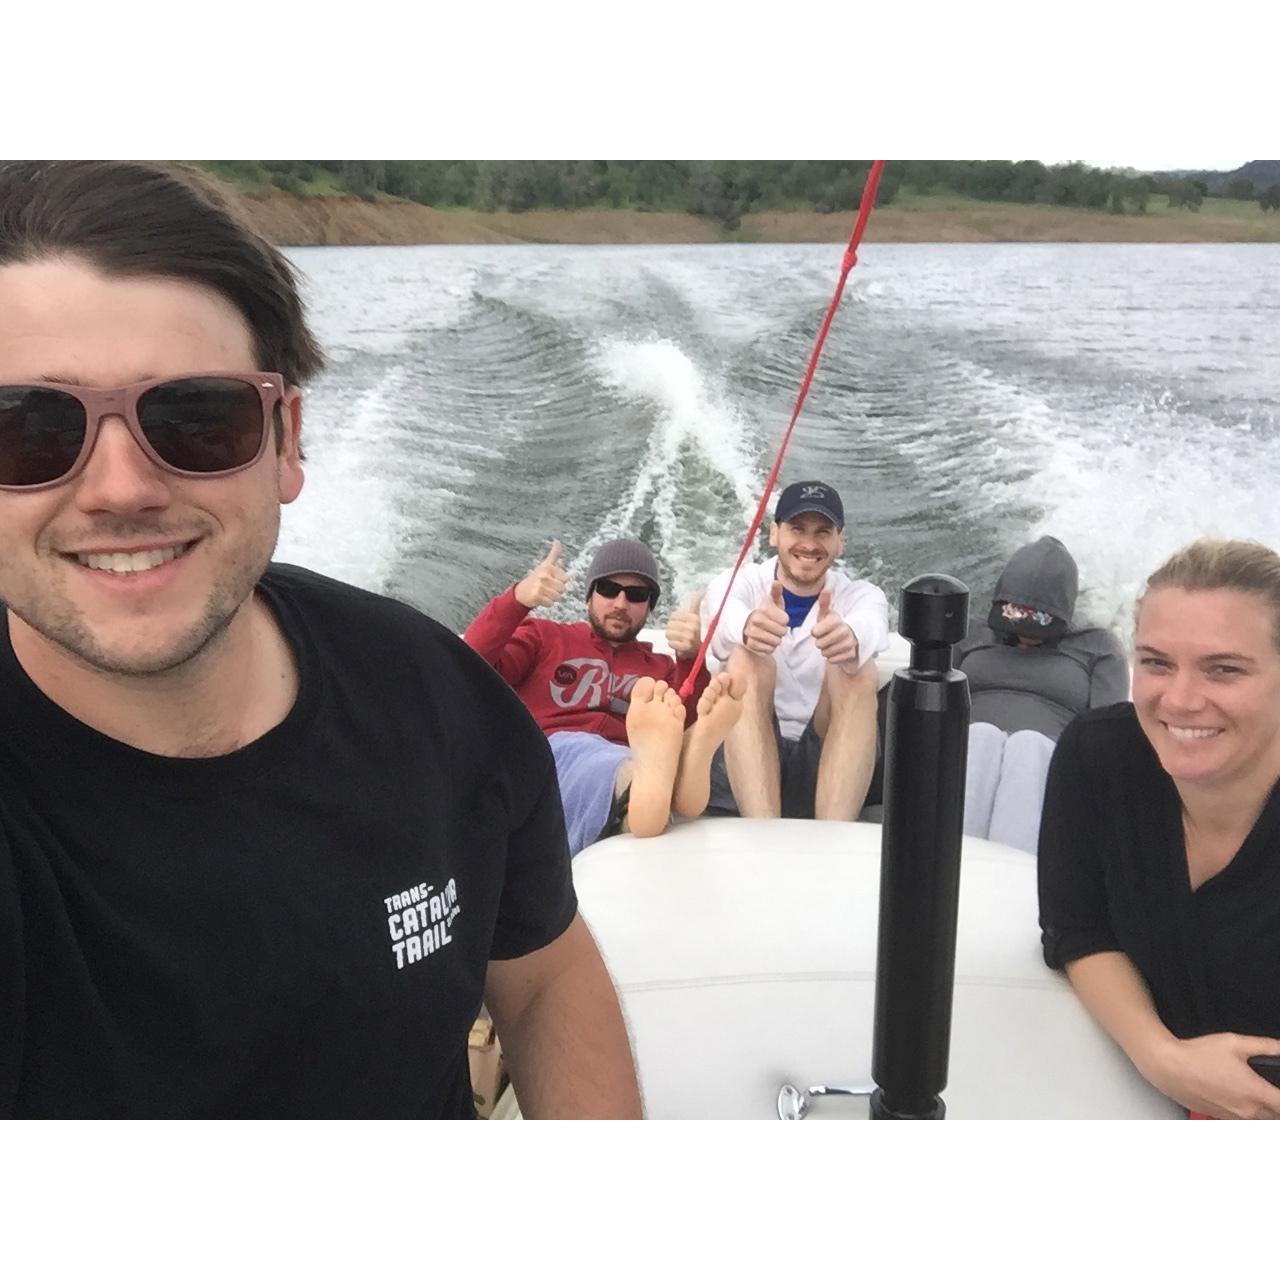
[0,160,324,388]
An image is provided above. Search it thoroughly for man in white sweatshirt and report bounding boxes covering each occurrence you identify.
[681,481,888,820]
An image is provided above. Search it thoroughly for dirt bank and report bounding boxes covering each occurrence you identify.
[227,191,720,246]
[224,189,1280,247]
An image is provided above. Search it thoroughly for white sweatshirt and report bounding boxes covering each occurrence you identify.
[700,556,889,740]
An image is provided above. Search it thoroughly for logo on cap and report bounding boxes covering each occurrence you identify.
[776,480,844,528]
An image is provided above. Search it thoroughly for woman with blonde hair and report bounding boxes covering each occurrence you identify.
[1038,537,1280,1118]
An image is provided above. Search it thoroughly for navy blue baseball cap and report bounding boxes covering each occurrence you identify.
[775,481,844,529]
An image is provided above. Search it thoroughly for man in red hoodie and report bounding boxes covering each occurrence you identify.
[465,537,739,855]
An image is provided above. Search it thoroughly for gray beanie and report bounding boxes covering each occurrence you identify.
[584,538,661,605]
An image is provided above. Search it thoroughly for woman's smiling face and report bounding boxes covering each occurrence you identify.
[1133,585,1280,789]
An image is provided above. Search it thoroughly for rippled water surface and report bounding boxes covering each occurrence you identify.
[275,242,1280,634]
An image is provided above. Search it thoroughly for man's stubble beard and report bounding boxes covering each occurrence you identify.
[13,514,280,679]
[780,553,830,595]
[588,613,645,645]
[18,587,244,678]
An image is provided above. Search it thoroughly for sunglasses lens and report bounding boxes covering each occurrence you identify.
[137,377,267,474]
[0,386,88,486]
[597,579,651,604]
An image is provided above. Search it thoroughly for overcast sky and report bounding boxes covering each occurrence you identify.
[13,8,1272,176]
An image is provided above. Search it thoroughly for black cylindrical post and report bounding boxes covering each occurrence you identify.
[870,574,970,1120]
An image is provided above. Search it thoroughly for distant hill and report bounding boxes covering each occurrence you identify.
[1160,160,1280,195]
[1232,160,1280,189]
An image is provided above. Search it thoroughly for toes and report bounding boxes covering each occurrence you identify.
[698,673,735,713]
[631,676,656,702]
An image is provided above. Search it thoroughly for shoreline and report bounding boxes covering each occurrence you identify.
[226,189,1280,248]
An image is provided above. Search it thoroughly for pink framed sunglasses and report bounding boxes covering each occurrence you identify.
[0,372,286,490]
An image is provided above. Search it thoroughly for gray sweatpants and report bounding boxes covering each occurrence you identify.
[963,722,1056,854]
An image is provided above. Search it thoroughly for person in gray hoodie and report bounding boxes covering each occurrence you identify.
[955,536,1129,852]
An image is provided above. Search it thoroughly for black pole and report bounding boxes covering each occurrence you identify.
[870,574,970,1120]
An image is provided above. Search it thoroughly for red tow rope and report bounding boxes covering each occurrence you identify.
[678,160,886,702]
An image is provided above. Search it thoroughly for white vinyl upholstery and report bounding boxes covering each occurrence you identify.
[573,819,1181,1119]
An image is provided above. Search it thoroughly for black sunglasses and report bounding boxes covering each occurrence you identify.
[0,372,285,490]
[594,578,655,605]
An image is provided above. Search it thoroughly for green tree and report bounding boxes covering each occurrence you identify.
[499,162,538,213]
[875,171,899,206]
[473,161,502,213]
[439,162,479,206]
[1106,177,1149,215]
[819,172,865,212]
[686,161,744,230]
[960,160,1016,201]
[563,160,606,208]
[339,160,385,201]
[1005,160,1048,203]
[381,162,430,202]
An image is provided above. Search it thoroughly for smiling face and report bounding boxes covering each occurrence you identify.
[0,255,304,679]
[587,573,653,645]
[768,512,845,594]
[1133,586,1280,791]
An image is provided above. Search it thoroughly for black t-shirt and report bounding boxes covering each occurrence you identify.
[1038,703,1280,1039]
[0,564,577,1118]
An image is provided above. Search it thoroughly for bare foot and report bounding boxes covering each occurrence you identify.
[623,677,686,838]
[672,672,746,818]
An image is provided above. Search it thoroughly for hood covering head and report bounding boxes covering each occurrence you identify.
[988,536,1078,643]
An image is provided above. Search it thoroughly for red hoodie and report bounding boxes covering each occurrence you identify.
[464,587,706,744]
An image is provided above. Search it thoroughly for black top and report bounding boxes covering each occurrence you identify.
[0,564,576,1118]
[1038,703,1280,1039]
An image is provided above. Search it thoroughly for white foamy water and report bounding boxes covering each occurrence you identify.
[274,242,1280,635]
[277,378,416,590]
[579,337,764,605]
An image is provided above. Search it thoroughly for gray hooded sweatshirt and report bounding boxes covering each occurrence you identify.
[953,536,1129,740]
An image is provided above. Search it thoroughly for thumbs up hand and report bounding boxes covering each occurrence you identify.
[811,588,860,668]
[744,579,789,656]
[665,590,704,662]
[515,539,570,610]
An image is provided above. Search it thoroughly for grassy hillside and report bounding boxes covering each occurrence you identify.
[195,167,1280,246]
[740,193,1280,244]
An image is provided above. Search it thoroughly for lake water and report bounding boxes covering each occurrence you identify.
[275,242,1280,635]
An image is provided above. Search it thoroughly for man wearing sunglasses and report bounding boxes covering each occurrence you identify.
[0,160,640,1120]
[693,481,889,821]
[465,537,741,856]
